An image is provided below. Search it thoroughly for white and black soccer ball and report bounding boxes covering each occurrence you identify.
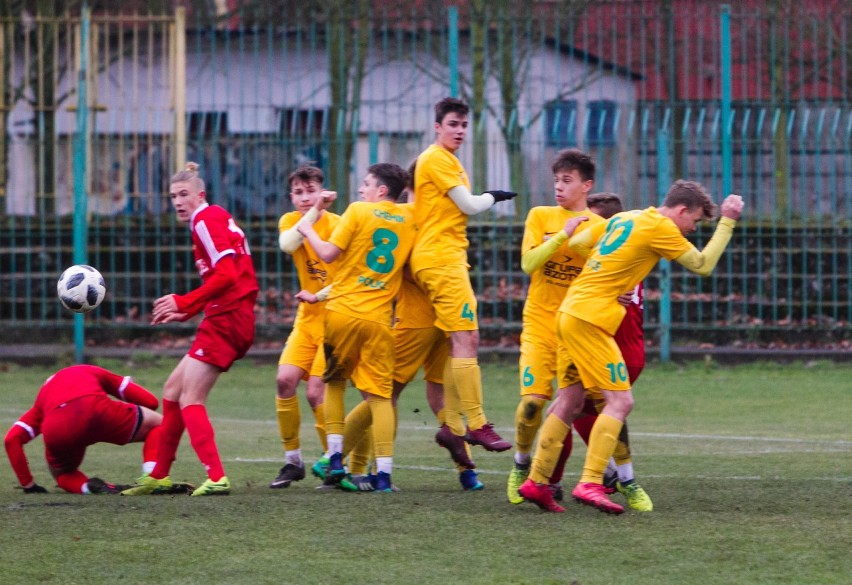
[57,264,106,313]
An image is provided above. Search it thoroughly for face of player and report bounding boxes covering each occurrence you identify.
[290,179,323,214]
[671,205,705,235]
[358,173,387,203]
[169,180,205,223]
[434,111,468,152]
[553,168,592,211]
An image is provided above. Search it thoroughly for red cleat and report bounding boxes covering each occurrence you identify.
[465,422,511,452]
[518,479,565,513]
[435,424,476,469]
[572,482,625,514]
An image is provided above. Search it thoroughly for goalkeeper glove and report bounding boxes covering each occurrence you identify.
[23,483,48,494]
[487,190,518,203]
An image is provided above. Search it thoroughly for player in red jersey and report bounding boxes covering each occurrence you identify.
[122,161,259,497]
[546,193,653,512]
[4,365,162,495]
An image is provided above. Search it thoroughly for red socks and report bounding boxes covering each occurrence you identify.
[182,404,225,482]
[150,399,184,479]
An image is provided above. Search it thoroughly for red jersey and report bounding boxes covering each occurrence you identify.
[613,282,644,368]
[175,202,259,317]
[5,365,158,486]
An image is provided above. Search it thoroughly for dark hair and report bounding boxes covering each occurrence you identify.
[367,163,408,201]
[663,180,718,220]
[587,192,624,219]
[170,161,205,192]
[406,159,417,190]
[288,166,324,189]
[434,97,469,124]
[552,149,596,182]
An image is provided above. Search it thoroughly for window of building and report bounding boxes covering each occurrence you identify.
[586,100,617,147]
[544,100,578,148]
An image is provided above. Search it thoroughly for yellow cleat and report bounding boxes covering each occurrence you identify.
[617,482,653,512]
[506,463,530,505]
[190,476,231,496]
[120,475,173,496]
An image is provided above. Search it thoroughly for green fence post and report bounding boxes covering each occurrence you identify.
[72,4,91,364]
[720,5,733,198]
[657,125,672,363]
[448,6,459,97]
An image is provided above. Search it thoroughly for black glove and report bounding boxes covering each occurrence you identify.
[487,190,518,203]
[23,483,48,494]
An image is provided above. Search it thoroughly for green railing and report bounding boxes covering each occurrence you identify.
[0,2,849,353]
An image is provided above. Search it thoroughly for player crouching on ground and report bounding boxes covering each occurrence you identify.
[5,365,163,495]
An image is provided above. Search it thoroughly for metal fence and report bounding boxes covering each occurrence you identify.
[0,2,849,353]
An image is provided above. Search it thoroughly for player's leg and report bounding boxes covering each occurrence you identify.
[561,316,631,514]
[350,322,396,492]
[126,405,163,475]
[271,360,309,488]
[417,266,509,451]
[509,332,555,503]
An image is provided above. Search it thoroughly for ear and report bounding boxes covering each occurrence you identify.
[198,191,207,200]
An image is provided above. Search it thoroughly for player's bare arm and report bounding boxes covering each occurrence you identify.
[296,221,342,263]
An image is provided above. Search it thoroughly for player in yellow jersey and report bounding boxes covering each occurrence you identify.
[411,97,518,458]
[519,180,744,513]
[297,163,417,492]
[270,166,339,489]
[506,149,604,504]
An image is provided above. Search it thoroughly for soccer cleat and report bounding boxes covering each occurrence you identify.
[572,482,624,514]
[617,482,654,512]
[518,478,565,513]
[603,468,619,494]
[350,474,376,492]
[435,424,476,469]
[465,422,511,452]
[549,482,564,502]
[87,477,131,495]
[506,462,530,504]
[373,471,393,493]
[269,463,306,489]
[311,455,330,481]
[459,469,484,491]
[190,476,231,496]
[121,475,174,496]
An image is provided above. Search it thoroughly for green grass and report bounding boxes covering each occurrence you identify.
[1,358,850,585]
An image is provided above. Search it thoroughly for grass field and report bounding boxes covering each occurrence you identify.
[1,357,849,585]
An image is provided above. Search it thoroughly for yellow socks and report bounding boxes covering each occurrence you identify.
[366,395,395,458]
[311,403,328,453]
[580,414,624,484]
[323,380,346,436]
[529,414,570,484]
[275,396,300,451]
[452,357,486,430]
[442,360,465,435]
[514,395,546,454]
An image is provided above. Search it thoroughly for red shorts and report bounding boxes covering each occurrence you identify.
[190,300,256,371]
[42,394,139,473]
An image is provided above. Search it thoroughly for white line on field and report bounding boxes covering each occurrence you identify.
[229,459,850,482]
[213,418,850,446]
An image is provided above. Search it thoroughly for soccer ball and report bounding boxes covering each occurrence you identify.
[57,264,106,313]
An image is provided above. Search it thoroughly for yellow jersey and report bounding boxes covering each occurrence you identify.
[410,144,471,273]
[326,200,417,325]
[278,210,340,328]
[561,207,694,334]
[522,206,604,335]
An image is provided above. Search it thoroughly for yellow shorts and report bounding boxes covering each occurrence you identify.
[323,310,394,399]
[557,312,631,397]
[519,327,558,399]
[414,265,478,332]
[278,323,325,379]
[393,326,449,384]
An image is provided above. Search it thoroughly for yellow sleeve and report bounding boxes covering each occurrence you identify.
[521,232,568,274]
[567,220,606,259]
[674,217,737,276]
